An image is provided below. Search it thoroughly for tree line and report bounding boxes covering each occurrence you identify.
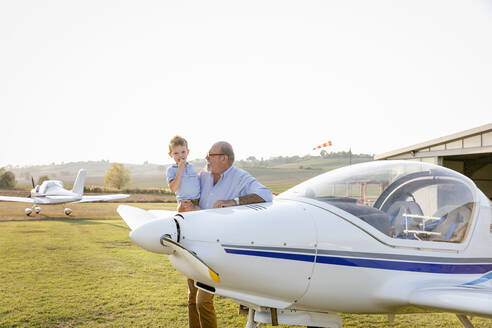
[236,152,373,167]
[0,163,132,190]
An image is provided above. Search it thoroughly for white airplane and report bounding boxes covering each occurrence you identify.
[0,169,129,216]
[118,161,492,328]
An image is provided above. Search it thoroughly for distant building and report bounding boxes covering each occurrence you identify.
[375,123,492,200]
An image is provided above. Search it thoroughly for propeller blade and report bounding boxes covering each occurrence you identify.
[31,176,35,188]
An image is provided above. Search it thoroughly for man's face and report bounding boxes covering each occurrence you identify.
[206,145,229,174]
[169,144,189,164]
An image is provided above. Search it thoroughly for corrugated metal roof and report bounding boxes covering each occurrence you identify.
[375,123,492,160]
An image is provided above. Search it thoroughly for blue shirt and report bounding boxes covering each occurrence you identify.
[199,166,273,209]
[167,162,200,201]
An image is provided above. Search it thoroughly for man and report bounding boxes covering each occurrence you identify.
[186,141,273,328]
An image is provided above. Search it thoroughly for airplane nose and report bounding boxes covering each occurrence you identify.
[129,217,178,254]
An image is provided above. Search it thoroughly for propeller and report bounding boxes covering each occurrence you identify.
[27,176,35,198]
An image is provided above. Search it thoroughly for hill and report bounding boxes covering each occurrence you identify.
[5,152,374,193]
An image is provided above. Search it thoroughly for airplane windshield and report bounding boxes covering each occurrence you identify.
[279,161,477,243]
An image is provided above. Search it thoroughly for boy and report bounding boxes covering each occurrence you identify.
[167,135,200,212]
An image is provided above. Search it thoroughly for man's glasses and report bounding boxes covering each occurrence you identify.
[206,153,226,158]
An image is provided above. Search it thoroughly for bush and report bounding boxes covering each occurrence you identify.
[0,170,16,189]
[84,185,173,195]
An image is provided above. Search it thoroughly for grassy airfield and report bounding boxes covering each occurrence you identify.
[1,202,491,328]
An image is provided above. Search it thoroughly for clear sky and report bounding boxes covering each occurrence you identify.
[1,0,491,167]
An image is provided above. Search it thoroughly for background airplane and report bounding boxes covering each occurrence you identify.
[0,169,129,216]
[118,161,492,328]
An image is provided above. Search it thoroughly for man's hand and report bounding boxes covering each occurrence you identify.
[213,200,236,208]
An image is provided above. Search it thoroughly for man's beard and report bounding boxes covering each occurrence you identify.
[206,162,212,173]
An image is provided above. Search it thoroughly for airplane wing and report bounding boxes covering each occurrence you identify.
[72,194,129,203]
[118,205,159,230]
[147,209,177,218]
[409,272,492,318]
[0,196,35,203]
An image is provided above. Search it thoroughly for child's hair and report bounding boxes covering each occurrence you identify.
[169,135,188,152]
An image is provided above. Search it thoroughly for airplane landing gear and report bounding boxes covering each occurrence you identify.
[249,308,342,328]
[25,206,41,216]
[245,308,262,328]
[64,208,72,216]
[456,314,475,328]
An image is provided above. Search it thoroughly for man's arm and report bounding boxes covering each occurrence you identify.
[212,168,273,208]
[213,194,266,208]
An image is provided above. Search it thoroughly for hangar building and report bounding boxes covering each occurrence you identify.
[375,123,492,200]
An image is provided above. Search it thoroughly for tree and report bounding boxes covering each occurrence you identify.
[0,169,16,189]
[104,163,131,189]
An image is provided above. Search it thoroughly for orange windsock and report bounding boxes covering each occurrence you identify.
[313,141,333,150]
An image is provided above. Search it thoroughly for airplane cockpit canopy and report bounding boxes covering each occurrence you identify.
[39,180,64,194]
[280,161,477,243]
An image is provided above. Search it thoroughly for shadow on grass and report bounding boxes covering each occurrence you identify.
[62,218,129,230]
[0,216,129,230]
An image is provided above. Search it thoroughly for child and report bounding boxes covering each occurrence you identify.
[167,135,200,212]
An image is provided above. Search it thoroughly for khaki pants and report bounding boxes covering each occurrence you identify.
[187,279,217,328]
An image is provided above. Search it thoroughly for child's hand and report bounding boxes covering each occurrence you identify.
[177,157,187,170]
[178,199,194,212]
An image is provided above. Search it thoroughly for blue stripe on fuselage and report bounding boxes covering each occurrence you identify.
[462,271,492,285]
[315,256,492,274]
[224,248,315,262]
[224,248,492,274]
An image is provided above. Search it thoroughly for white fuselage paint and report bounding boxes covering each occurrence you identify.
[133,189,492,315]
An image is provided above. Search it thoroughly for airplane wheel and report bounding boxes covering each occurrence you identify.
[64,208,72,216]
[34,206,41,214]
[25,208,32,216]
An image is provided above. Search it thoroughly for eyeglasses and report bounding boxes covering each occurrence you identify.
[206,153,226,158]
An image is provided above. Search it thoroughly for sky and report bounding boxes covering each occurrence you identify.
[1,0,491,167]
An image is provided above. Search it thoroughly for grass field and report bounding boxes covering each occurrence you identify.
[1,202,491,328]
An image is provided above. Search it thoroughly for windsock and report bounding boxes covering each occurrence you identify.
[313,141,332,151]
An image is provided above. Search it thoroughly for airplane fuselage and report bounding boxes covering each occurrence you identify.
[121,160,492,325]
[30,182,82,204]
[134,190,492,315]
[31,195,83,204]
